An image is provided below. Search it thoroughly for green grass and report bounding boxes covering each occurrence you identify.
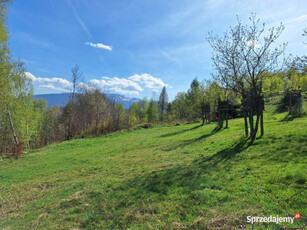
[1,111,306,229]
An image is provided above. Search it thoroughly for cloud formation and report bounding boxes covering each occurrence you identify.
[85,42,112,51]
[26,72,168,96]
[128,73,167,89]
[39,84,69,92]
[66,0,93,38]
[89,77,143,95]
[26,72,71,91]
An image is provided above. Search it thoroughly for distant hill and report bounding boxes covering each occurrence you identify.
[34,93,141,109]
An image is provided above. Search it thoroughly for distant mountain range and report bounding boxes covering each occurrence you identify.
[34,93,141,109]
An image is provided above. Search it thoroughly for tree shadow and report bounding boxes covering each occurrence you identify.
[121,138,253,197]
[120,139,252,197]
[160,125,226,151]
[81,138,254,228]
[280,113,302,122]
[211,126,223,134]
[204,138,252,164]
[162,133,213,151]
[159,124,203,138]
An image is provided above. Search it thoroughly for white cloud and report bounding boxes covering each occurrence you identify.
[39,84,69,92]
[89,77,143,95]
[26,72,169,96]
[128,73,167,89]
[26,72,72,92]
[85,42,112,51]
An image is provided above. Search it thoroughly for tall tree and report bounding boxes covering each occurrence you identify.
[147,99,158,123]
[70,65,83,101]
[62,65,83,140]
[172,92,187,120]
[0,1,41,156]
[158,86,168,121]
[187,78,201,120]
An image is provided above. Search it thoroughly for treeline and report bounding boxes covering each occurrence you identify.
[262,68,307,95]
[1,65,305,157]
[1,1,306,158]
[23,65,306,155]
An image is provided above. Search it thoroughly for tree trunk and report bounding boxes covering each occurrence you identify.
[26,118,30,153]
[8,110,19,146]
[244,111,249,137]
[260,110,264,136]
[289,96,292,114]
[225,111,229,128]
[249,109,254,138]
[251,112,260,142]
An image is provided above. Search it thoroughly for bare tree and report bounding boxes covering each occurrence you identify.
[70,65,83,101]
[207,13,286,141]
[63,65,83,140]
[292,28,307,71]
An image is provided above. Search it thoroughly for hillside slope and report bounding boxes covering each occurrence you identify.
[0,111,306,229]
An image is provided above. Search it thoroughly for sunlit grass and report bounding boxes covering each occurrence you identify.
[1,110,306,229]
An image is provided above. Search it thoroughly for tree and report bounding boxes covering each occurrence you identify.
[207,13,286,141]
[187,78,201,120]
[62,65,83,140]
[158,86,168,121]
[70,65,83,101]
[0,1,42,156]
[293,28,307,71]
[40,104,62,145]
[128,102,140,127]
[172,92,187,120]
[147,99,158,123]
[199,81,212,125]
[115,103,126,130]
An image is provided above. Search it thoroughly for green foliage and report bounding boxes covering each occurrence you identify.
[0,2,44,155]
[186,78,202,120]
[128,102,139,127]
[158,86,168,121]
[147,99,158,123]
[172,92,188,120]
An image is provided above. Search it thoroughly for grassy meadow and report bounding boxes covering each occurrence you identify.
[1,107,306,229]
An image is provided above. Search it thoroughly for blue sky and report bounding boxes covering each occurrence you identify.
[8,0,307,100]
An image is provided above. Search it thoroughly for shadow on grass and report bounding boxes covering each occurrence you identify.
[80,139,257,229]
[78,136,305,229]
[162,133,213,151]
[204,138,252,164]
[280,113,303,122]
[159,124,203,138]
[160,124,227,151]
[125,138,252,195]
[211,126,223,134]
